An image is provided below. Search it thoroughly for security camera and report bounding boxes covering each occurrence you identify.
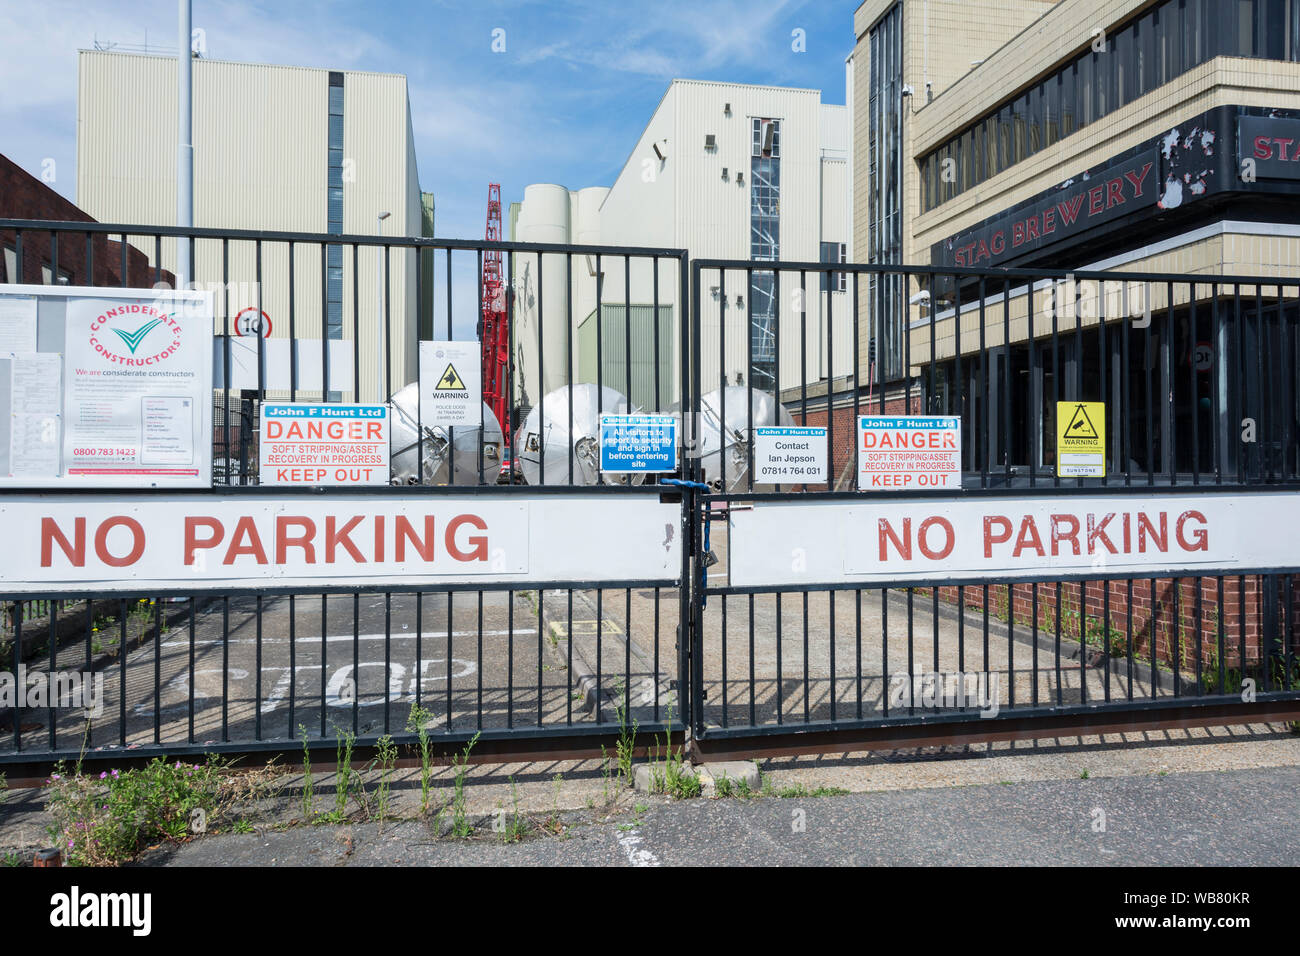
[901,84,915,97]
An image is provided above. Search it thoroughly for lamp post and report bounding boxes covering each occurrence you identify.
[376,211,391,402]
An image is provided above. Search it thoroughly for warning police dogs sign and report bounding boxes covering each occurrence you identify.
[419,340,481,428]
[857,417,961,491]
[1057,401,1105,477]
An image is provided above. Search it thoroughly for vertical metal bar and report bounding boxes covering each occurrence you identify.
[221,596,229,741]
[383,591,392,734]
[446,590,453,730]
[320,595,328,738]
[1190,285,1200,484]
[188,597,196,743]
[507,591,515,728]
[254,595,263,740]
[288,594,296,739]
[1031,582,1039,706]
[476,591,483,729]
[384,246,392,402]
[536,251,544,486]
[352,592,360,734]
[47,604,57,751]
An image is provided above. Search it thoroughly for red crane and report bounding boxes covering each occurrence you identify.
[480,183,511,462]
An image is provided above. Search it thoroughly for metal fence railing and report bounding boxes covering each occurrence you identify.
[0,220,689,766]
[689,258,1300,745]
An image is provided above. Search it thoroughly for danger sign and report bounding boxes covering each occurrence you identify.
[1057,401,1105,477]
[419,340,481,427]
[857,416,961,490]
[259,403,389,486]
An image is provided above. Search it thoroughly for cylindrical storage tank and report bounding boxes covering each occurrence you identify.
[515,383,640,486]
[574,186,608,245]
[388,383,503,485]
[517,184,572,402]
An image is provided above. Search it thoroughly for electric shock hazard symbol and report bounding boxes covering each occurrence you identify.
[419,340,481,428]
[1057,401,1105,477]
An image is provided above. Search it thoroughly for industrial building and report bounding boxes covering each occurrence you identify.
[852,0,1300,475]
[849,0,1300,669]
[76,49,433,403]
[508,79,850,415]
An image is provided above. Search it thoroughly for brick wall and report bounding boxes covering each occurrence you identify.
[796,385,920,490]
[0,153,165,289]
[915,573,1299,675]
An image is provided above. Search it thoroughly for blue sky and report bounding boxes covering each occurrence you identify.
[0,0,854,240]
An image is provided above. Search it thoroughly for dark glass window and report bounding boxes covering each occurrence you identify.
[921,0,1300,212]
[1060,64,1076,137]
[1044,73,1060,147]
[1027,84,1042,154]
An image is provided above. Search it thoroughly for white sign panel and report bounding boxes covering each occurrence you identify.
[8,353,61,478]
[753,426,827,483]
[857,416,961,491]
[0,296,37,352]
[259,403,390,486]
[62,295,211,484]
[727,491,1297,588]
[419,340,482,427]
[0,493,682,594]
[0,286,213,489]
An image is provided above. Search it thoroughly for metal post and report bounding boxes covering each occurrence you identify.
[176,0,193,289]
[376,211,390,401]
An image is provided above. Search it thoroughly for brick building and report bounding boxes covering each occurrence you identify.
[1,153,166,288]
[823,0,1300,677]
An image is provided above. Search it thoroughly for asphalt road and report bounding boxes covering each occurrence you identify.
[147,764,1300,867]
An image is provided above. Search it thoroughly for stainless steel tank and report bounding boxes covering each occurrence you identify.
[675,386,796,492]
[515,383,641,485]
[388,382,503,485]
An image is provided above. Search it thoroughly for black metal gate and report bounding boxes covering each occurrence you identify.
[1,218,1298,772]
[685,256,1300,756]
[0,219,690,769]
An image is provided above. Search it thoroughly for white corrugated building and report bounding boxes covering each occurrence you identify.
[76,50,431,402]
[509,79,850,413]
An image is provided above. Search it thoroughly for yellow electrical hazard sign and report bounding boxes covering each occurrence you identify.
[1056,401,1105,477]
[435,363,466,390]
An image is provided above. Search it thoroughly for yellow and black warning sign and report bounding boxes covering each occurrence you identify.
[1056,401,1105,477]
[418,340,481,427]
[435,363,466,390]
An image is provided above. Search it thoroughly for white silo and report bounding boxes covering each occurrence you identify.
[515,184,572,405]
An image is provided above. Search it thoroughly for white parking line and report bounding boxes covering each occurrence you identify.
[161,630,514,648]
[617,828,660,867]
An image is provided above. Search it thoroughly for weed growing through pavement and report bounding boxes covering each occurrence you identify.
[498,777,527,843]
[613,680,638,788]
[297,724,316,819]
[2,851,20,866]
[646,708,700,800]
[714,773,734,798]
[775,782,848,799]
[325,729,357,823]
[44,757,227,866]
[450,732,480,838]
[406,704,435,815]
[374,734,397,826]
